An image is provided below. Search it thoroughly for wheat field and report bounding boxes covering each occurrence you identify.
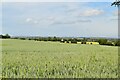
[1,39,118,78]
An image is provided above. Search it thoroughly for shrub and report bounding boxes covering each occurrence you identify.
[66,41,69,43]
[115,40,120,46]
[0,34,11,39]
[81,41,86,44]
[106,42,114,46]
[19,38,26,40]
[71,40,77,44]
[98,39,107,45]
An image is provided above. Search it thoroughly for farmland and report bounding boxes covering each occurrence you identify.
[1,39,118,78]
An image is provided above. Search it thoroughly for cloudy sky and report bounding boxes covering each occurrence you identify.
[1,2,119,37]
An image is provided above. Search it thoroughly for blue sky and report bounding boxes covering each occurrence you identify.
[1,2,118,37]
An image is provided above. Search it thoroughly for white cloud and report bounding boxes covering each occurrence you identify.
[25,16,55,26]
[80,9,104,17]
[33,20,39,24]
[52,19,91,25]
[66,5,105,17]
[26,18,32,22]
[47,16,55,20]
[25,18,40,25]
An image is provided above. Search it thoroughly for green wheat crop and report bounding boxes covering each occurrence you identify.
[1,39,118,78]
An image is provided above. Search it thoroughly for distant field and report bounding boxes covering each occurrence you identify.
[2,39,118,78]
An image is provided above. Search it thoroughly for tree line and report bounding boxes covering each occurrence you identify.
[98,38,120,46]
[12,36,120,46]
[0,34,11,39]
[0,34,120,46]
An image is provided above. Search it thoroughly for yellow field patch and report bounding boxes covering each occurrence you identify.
[86,42,99,45]
[77,42,81,44]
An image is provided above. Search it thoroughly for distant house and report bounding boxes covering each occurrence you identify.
[69,41,71,43]
[61,39,64,43]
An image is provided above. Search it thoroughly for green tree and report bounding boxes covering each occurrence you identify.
[106,42,114,46]
[2,34,11,39]
[115,40,120,46]
[98,39,107,45]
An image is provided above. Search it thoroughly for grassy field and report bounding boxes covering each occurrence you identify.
[1,39,118,78]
